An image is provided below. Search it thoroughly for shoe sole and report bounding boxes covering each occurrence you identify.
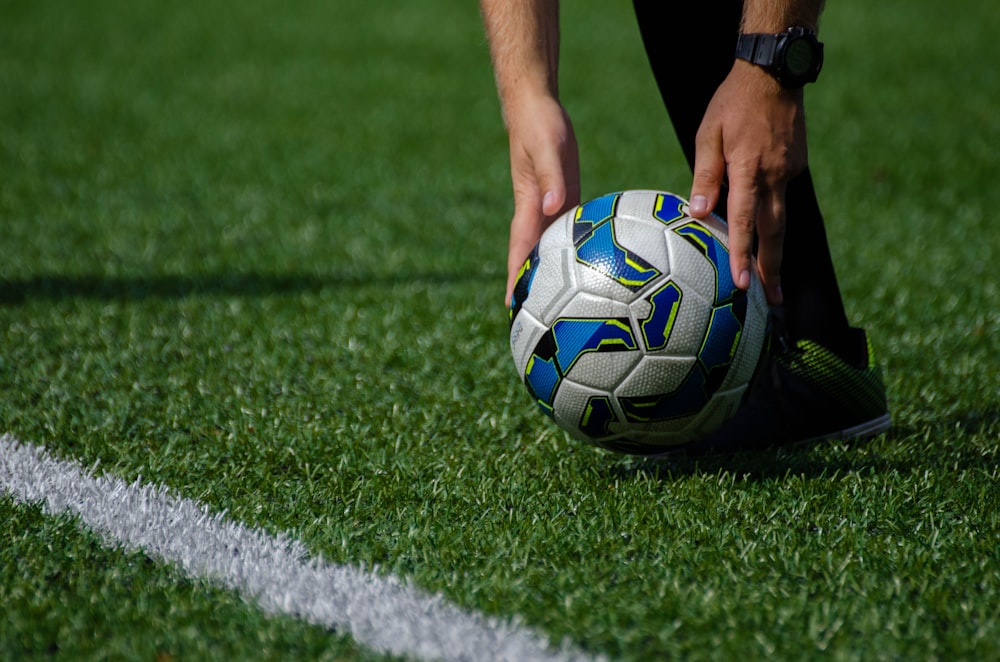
[649,412,892,459]
[821,411,892,442]
[784,412,893,452]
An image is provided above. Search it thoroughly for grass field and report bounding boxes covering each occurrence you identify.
[2,0,999,659]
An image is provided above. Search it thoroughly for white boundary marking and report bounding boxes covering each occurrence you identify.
[0,434,601,662]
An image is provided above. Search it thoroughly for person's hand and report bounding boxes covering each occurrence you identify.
[688,60,808,305]
[503,94,580,306]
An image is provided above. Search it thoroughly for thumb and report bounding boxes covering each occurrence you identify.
[535,153,569,219]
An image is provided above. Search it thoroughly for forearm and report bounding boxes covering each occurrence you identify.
[741,0,825,32]
[479,0,560,120]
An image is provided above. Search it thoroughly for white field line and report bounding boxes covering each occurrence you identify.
[0,434,602,662]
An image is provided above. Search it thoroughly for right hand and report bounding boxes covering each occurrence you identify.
[503,94,581,306]
[687,61,808,305]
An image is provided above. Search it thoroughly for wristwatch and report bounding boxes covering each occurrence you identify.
[735,27,824,89]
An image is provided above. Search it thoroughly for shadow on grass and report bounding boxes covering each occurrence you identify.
[603,410,1000,483]
[0,270,502,305]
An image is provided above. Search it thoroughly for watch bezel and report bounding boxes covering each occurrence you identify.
[774,27,824,88]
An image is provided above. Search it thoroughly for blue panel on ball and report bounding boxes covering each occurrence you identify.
[523,317,638,417]
[509,244,540,325]
[619,366,709,422]
[653,193,687,225]
[579,395,617,439]
[576,221,661,291]
[639,281,682,351]
[673,222,736,304]
[699,303,743,373]
[572,193,620,244]
[552,318,637,373]
[524,354,561,412]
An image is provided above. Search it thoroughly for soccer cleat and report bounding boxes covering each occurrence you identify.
[665,320,891,456]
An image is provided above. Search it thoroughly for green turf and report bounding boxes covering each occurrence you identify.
[2,0,998,659]
[0,497,390,660]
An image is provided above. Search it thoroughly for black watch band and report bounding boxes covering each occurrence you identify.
[735,33,781,68]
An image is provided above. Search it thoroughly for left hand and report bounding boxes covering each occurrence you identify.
[687,60,809,305]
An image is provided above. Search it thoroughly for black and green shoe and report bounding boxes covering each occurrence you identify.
[669,321,891,456]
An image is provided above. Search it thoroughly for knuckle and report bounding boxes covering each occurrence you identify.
[693,166,723,188]
[757,220,786,242]
[727,212,756,236]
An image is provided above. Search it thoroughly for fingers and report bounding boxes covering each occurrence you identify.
[686,62,807,306]
[534,108,580,220]
[691,102,787,304]
[505,205,545,305]
[689,124,725,219]
[723,166,757,294]
[505,108,580,306]
[723,170,786,304]
[505,171,564,306]
[535,153,568,219]
[756,187,786,305]
[504,181,574,306]
[692,121,757,296]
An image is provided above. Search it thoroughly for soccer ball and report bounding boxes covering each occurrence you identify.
[508,190,768,454]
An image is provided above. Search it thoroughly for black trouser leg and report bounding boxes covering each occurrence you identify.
[632,0,856,361]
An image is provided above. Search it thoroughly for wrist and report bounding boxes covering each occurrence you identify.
[740,0,823,32]
[496,67,559,121]
[500,83,561,126]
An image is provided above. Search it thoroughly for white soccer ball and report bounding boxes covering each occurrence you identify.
[508,190,768,454]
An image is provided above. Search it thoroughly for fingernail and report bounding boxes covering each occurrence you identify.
[542,191,556,214]
[690,195,709,215]
[739,270,751,289]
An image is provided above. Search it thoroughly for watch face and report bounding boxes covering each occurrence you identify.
[785,38,815,77]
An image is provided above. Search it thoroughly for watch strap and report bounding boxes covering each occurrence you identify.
[735,33,780,67]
